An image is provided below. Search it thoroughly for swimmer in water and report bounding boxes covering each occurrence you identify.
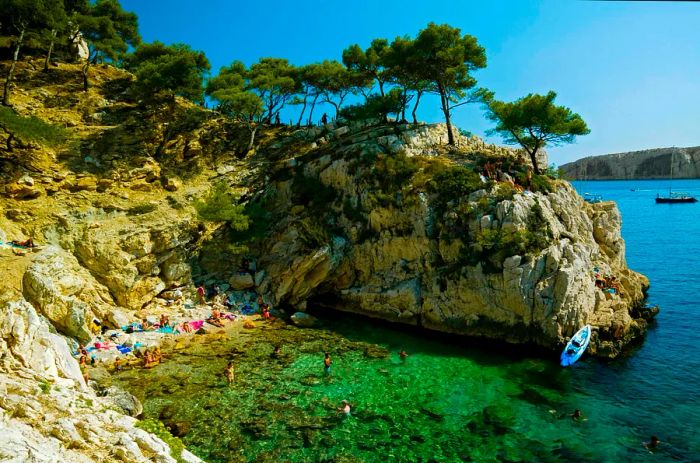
[644,436,660,452]
[399,350,408,362]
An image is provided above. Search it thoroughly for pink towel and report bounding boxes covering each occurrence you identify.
[189,320,204,331]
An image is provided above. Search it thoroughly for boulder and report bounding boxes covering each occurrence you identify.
[290,312,318,327]
[229,273,254,290]
[103,386,143,417]
[22,247,117,343]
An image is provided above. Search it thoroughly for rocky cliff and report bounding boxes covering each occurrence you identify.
[0,60,653,461]
[561,146,700,179]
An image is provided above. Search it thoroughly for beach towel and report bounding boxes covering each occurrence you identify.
[158,326,174,334]
[116,345,132,354]
[189,320,204,331]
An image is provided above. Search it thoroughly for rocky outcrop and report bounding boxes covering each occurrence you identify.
[248,122,648,357]
[0,300,203,463]
[23,247,117,342]
[561,145,700,179]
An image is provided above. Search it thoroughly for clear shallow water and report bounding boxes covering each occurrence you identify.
[116,179,700,462]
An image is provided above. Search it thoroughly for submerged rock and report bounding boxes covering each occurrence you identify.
[290,312,318,328]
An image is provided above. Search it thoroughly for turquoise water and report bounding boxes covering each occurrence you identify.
[116,179,699,462]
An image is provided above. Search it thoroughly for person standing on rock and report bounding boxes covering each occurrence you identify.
[197,285,206,305]
[224,361,235,384]
[79,355,89,383]
[324,352,332,375]
[321,113,328,125]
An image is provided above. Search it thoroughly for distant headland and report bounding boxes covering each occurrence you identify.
[561,146,700,180]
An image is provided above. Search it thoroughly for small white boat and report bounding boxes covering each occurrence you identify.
[560,325,591,367]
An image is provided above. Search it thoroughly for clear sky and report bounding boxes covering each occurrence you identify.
[120,0,700,165]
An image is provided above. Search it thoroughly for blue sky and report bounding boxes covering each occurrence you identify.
[121,0,700,165]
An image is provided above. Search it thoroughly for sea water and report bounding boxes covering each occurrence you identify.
[115,179,700,462]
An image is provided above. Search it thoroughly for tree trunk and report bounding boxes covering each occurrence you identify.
[3,27,25,106]
[437,82,454,145]
[82,59,91,92]
[307,94,319,126]
[412,90,423,124]
[378,79,385,97]
[247,125,257,152]
[44,29,57,72]
[296,93,308,127]
[528,145,541,175]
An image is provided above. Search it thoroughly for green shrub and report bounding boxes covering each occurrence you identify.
[229,200,273,243]
[127,203,158,215]
[38,380,52,394]
[429,166,484,213]
[135,418,185,463]
[339,89,404,122]
[494,183,517,202]
[343,198,365,223]
[530,174,554,194]
[297,217,330,249]
[194,182,249,230]
[377,153,419,191]
[0,106,69,147]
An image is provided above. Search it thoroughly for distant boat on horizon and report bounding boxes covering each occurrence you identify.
[655,148,698,204]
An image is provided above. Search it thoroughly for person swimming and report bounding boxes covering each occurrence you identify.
[644,436,660,451]
[324,352,332,374]
[399,350,408,362]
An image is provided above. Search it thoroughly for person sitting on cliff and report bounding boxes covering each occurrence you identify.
[77,344,88,357]
[114,357,123,372]
[159,314,170,329]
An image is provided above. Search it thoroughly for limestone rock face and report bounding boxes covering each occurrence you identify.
[65,215,200,310]
[561,145,700,179]
[22,246,117,342]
